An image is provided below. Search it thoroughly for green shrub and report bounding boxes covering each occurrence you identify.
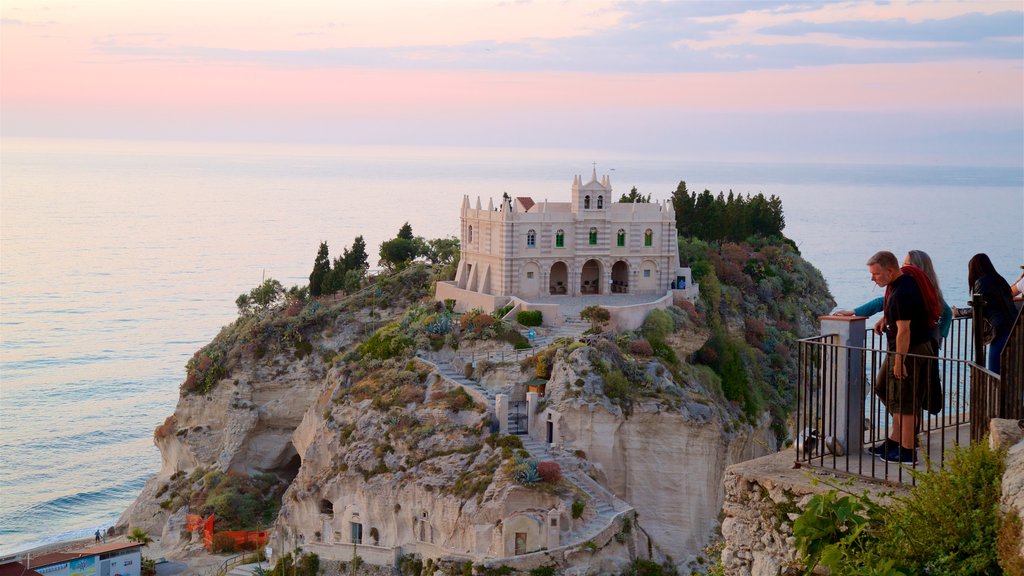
[516,310,543,326]
[794,442,1007,575]
[572,499,585,519]
[359,323,413,360]
[603,370,630,402]
[642,309,675,341]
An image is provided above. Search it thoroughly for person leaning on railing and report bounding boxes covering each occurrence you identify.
[968,253,1016,374]
[834,250,953,350]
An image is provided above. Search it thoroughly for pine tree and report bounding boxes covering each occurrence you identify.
[309,242,330,297]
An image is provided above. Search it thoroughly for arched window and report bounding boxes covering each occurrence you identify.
[584,195,591,209]
[468,225,473,243]
[526,229,536,247]
[644,229,653,246]
[616,229,625,247]
[589,227,598,245]
[555,229,564,248]
[597,195,604,209]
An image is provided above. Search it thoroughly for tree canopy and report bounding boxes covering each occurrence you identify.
[618,186,651,203]
[379,223,425,270]
[671,180,786,242]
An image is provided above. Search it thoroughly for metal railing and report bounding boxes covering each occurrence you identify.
[795,309,1022,485]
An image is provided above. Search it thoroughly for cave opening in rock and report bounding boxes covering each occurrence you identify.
[269,443,302,483]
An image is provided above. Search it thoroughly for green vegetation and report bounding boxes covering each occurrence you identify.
[128,528,152,546]
[619,186,651,203]
[268,550,319,576]
[379,222,426,271]
[192,470,286,531]
[235,278,285,316]
[671,181,786,243]
[572,499,585,519]
[516,310,543,327]
[312,235,370,296]
[580,305,610,333]
[794,442,1009,575]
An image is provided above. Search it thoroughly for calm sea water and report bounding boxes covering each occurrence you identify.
[1,138,1021,554]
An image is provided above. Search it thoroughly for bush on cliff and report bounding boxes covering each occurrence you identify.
[794,442,1007,575]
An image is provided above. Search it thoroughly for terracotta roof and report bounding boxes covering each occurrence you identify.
[25,543,142,569]
[0,561,44,576]
[75,543,141,556]
[516,197,535,212]
[23,553,77,569]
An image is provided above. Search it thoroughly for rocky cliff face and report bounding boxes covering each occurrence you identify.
[538,341,776,567]
[119,237,833,572]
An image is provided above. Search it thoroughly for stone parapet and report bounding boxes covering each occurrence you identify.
[720,450,904,576]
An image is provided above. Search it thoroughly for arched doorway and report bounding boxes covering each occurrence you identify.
[581,259,602,294]
[549,262,568,295]
[611,260,629,293]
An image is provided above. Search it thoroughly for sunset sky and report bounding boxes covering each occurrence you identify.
[2,0,1022,164]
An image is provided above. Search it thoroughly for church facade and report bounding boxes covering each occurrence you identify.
[449,169,683,302]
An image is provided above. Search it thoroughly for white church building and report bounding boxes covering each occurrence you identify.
[435,168,695,328]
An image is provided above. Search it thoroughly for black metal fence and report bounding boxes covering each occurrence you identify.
[795,310,1022,485]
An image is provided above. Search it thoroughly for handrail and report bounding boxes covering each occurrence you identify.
[210,552,263,576]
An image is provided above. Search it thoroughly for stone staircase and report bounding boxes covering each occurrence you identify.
[416,316,588,415]
[518,437,627,545]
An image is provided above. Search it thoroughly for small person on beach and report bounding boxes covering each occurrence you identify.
[95,529,101,542]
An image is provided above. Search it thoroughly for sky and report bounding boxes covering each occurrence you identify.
[2,0,1023,165]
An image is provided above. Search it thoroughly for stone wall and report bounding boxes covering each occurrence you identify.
[721,420,1024,575]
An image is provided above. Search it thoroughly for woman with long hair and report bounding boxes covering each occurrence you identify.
[968,253,1016,373]
[905,250,951,348]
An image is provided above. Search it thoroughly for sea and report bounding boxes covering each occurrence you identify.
[1,137,1021,555]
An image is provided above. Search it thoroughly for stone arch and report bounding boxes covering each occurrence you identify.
[639,259,658,292]
[611,260,630,293]
[581,259,602,294]
[520,261,540,298]
[549,261,568,295]
[502,514,543,556]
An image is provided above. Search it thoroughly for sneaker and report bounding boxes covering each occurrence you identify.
[880,445,918,464]
[867,439,897,456]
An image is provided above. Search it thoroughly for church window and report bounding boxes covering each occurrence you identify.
[644,269,651,278]
[597,195,604,209]
[644,229,653,246]
[526,229,536,247]
[616,229,625,247]
[350,522,363,545]
[468,225,473,244]
[589,227,598,245]
[526,271,534,279]
[555,230,564,248]
[584,195,591,209]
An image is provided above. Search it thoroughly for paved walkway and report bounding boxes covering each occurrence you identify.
[524,294,667,320]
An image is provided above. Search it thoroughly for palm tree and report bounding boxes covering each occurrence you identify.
[128,528,153,546]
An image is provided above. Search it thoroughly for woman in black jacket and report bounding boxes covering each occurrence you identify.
[968,253,1016,373]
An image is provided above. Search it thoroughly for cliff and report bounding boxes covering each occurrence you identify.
[119,235,835,573]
